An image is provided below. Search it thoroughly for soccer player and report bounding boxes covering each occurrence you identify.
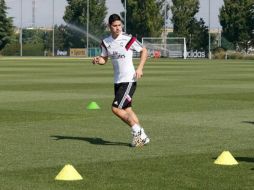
[92,14,150,147]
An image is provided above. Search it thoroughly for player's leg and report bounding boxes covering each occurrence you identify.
[124,107,150,146]
[124,107,139,124]
[111,106,136,127]
[112,82,150,146]
[112,82,140,127]
[112,106,150,146]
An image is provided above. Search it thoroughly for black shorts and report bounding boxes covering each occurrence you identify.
[112,82,137,109]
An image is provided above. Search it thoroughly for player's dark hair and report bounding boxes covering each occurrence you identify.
[108,14,122,25]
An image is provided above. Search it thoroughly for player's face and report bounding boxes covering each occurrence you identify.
[109,20,122,38]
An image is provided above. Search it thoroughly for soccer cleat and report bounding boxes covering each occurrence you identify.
[142,136,150,145]
[141,128,150,145]
[131,128,150,147]
[131,130,142,147]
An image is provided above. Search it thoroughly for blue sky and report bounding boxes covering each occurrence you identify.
[6,0,224,29]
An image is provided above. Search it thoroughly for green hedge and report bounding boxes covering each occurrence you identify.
[226,52,254,60]
[22,43,44,56]
[0,43,20,56]
[212,48,254,60]
[1,42,45,56]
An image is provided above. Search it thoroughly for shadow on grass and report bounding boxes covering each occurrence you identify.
[235,157,254,163]
[51,135,130,147]
[212,157,254,164]
[242,121,254,125]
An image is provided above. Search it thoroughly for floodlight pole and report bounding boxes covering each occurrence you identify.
[52,0,55,56]
[164,0,168,57]
[20,0,23,56]
[208,0,211,59]
[87,0,89,57]
[164,0,167,33]
[124,0,126,32]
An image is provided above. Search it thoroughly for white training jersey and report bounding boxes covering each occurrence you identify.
[100,32,143,83]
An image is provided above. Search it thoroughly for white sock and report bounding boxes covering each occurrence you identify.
[131,124,141,134]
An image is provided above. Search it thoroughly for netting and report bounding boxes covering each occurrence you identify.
[142,37,187,59]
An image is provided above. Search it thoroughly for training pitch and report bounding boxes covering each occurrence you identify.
[0,57,254,189]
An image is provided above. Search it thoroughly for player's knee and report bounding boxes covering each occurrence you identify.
[112,106,119,115]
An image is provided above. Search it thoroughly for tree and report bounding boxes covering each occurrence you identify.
[251,4,254,48]
[188,18,209,51]
[219,0,254,52]
[63,0,107,48]
[170,0,209,51]
[0,0,13,51]
[43,25,68,53]
[120,0,164,40]
[0,33,19,56]
[22,29,44,44]
[171,0,199,37]
[53,25,68,51]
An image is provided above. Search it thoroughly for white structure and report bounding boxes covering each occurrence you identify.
[142,37,187,59]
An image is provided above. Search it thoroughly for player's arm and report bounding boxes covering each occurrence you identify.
[93,40,109,65]
[135,47,148,79]
[92,56,108,65]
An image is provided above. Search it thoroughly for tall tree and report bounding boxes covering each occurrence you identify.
[171,0,199,37]
[251,3,254,48]
[120,0,164,40]
[63,0,107,48]
[171,0,209,51]
[0,0,13,51]
[219,0,254,52]
[43,25,68,53]
[189,18,209,51]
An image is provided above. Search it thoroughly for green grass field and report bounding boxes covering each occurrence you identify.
[0,57,254,190]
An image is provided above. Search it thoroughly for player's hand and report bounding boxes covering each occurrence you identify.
[135,68,143,79]
[92,56,100,64]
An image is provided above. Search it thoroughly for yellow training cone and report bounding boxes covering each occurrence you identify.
[55,164,83,181]
[214,151,238,165]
